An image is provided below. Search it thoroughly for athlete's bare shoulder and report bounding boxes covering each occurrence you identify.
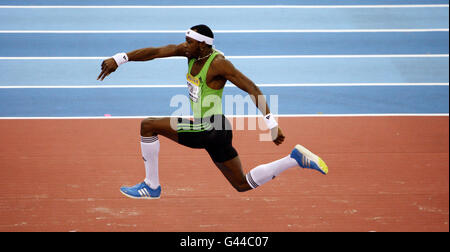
[210,53,236,76]
[212,52,227,64]
[210,51,257,92]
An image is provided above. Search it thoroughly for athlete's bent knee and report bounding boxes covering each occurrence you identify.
[233,183,252,193]
[141,117,158,136]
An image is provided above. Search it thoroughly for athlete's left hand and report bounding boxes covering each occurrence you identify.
[272,127,285,145]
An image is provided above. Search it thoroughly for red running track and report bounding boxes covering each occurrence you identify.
[0,116,448,232]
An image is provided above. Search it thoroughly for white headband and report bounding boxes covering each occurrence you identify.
[186,29,214,45]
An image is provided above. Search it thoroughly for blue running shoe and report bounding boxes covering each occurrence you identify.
[120,182,161,199]
[290,144,328,175]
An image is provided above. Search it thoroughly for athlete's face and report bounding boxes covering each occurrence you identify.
[184,36,201,58]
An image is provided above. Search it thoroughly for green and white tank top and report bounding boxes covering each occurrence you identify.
[186,49,224,119]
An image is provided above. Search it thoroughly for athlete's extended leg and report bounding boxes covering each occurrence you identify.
[215,145,329,192]
[214,154,298,192]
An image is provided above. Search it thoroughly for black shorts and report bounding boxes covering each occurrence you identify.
[177,114,238,163]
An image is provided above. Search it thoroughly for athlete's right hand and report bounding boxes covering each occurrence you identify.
[97,58,118,81]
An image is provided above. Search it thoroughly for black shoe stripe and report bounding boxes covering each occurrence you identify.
[246,172,259,189]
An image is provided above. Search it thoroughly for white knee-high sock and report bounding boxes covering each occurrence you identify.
[141,136,160,189]
[246,155,298,189]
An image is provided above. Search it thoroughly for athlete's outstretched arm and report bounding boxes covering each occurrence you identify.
[217,58,285,145]
[97,43,187,81]
[126,43,187,61]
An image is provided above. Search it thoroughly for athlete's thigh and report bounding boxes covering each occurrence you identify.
[141,117,179,142]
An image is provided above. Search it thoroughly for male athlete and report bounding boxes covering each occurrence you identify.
[97,24,328,199]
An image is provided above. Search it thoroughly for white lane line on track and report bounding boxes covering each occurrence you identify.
[0,114,448,120]
[0,83,448,89]
[0,29,448,33]
[0,54,448,60]
[0,5,448,9]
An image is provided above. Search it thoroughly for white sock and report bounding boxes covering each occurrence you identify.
[246,155,298,189]
[140,136,160,189]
